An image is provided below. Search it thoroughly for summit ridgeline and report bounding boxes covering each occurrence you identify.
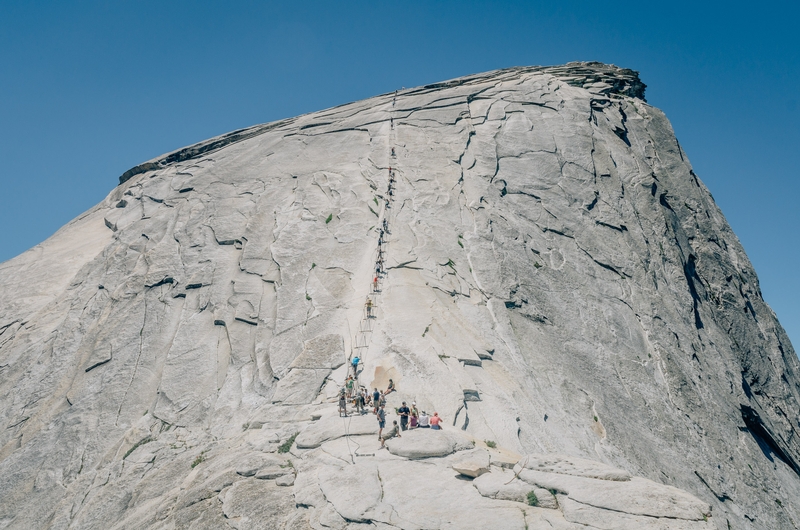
[0,63,798,529]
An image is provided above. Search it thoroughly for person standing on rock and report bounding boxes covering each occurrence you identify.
[338,391,348,417]
[346,375,355,398]
[380,420,401,448]
[377,404,386,439]
[357,389,366,414]
[373,388,381,414]
[398,401,410,431]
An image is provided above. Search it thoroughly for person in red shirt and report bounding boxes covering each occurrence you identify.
[430,412,443,430]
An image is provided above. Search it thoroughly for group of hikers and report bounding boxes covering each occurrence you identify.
[376,397,444,448]
[338,372,444,448]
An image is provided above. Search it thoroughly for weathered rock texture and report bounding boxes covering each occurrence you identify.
[1,62,799,529]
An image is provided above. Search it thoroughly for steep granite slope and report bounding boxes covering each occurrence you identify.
[0,62,798,529]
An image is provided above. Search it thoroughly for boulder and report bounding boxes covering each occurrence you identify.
[385,428,474,459]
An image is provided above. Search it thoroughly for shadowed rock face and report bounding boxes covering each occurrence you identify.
[0,62,798,529]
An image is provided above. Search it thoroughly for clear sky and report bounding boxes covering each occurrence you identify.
[1,1,798,349]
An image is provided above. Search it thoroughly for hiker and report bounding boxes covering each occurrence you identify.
[398,401,410,431]
[351,356,360,375]
[346,375,355,398]
[373,388,381,414]
[360,389,367,413]
[373,275,379,292]
[391,147,395,157]
[380,420,401,448]
[430,412,443,430]
[419,410,430,428]
[379,391,387,408]
[385,379,395,395]
[377,404,386,439]
[366,297,373,318]
[338,391,347,417]
[409,408,418,429]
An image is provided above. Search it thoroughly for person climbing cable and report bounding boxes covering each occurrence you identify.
[351,356,360,375]
[366,297,373,318]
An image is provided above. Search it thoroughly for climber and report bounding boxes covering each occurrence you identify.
[380,420,401,448]
[377,404,386,439]
[430,412,443,430]
[373,275,379,292]
[345,375,355,398]
[398,401,410,431]
[351,356,360,375]
[366,297,373,318]
[391,147,395,157]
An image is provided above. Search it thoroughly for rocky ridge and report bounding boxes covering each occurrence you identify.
[0,62,799,529]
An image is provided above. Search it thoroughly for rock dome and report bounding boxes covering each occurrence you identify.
[1,62,798,529]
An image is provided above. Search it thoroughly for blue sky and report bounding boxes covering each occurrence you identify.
[1,1,798,349]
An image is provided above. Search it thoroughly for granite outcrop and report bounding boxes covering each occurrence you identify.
[1,62,799,529]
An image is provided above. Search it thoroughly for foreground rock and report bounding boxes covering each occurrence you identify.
[1,62,799,528]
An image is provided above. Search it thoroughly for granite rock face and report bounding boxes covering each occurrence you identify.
[1,62,799,529]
